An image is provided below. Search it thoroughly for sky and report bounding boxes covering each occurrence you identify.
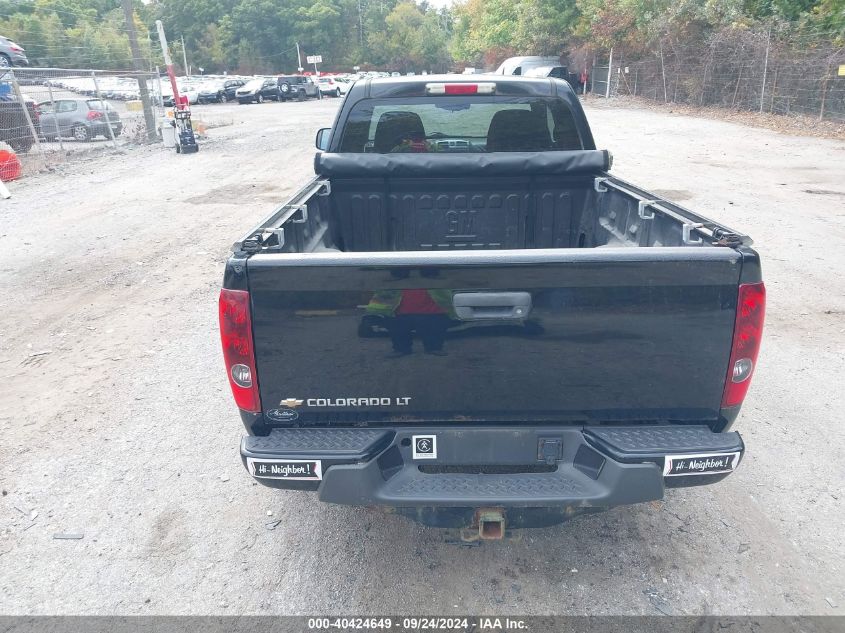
[423,0,456,8]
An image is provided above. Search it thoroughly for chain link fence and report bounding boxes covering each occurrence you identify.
[589,25,845,123]
[1,67,165,172]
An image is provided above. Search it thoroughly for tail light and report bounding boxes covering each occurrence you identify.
[219,289,261,413]
[722,282,766,407]
[87,110,103,121]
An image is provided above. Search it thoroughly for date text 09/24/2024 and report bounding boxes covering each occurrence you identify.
[307,618,528,630]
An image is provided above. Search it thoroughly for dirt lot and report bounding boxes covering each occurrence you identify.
[0,97,843,615]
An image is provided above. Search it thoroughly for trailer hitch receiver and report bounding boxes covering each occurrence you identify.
[477,508,505,540]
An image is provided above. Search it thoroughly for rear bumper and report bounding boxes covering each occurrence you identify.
[240,425,743,509]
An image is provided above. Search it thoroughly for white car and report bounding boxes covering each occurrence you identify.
[181,88,200,105]
[316,77,343,97]
[177,81,201,105]
[333,77,354,95]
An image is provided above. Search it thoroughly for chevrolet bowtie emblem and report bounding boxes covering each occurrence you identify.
[279,398,304,408]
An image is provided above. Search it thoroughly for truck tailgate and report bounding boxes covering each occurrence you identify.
[247,248,742,425]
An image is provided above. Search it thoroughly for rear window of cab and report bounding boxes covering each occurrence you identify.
[338,96,583,153]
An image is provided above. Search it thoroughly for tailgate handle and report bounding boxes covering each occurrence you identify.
[453,292,531,320]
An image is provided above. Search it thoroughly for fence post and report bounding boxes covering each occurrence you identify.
[605,47,614,98]
[731,65,743,108]
[9,71,45,160]
[819,61,832,121]
[154,66,164,108]
[760,24,771,113]
[701,46,714,106]
[45,81,66,154]
[659,43,668,102]
[582,58,587,94]
[633,67,638,96]
[620,65,632,95]
[769,68,779,113]
[91,71,118,148]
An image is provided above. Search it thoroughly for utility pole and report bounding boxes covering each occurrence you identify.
[121,0,157,142]
[605,47,613,99]
[181,35,189,75]
[296,41,303,72]
[357,0,364,50]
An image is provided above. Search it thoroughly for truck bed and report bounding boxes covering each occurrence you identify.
[226,150,757,432]
[236,152,748,254]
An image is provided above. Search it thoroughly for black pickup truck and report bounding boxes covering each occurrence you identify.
[219,76,765,537]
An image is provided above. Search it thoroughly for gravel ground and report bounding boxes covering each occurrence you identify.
[0,97,843,615]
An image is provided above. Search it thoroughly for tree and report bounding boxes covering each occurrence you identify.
[450,0,576,64]
[368,1,451,71]
[1,0,837,76]
[293,0,344,67]
[809,0,845,39]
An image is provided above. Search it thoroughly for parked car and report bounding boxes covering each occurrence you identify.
[316,76,342,97]
[236,78,279,104]
[160,80,200,107]
[333,77,354,95]
[0,35,28,67]
[179,83,200,105]
[221,76,764,537]
[199,79,244,103]
[197,80,223,104]
[38,98,122,142]
[16,70,51,86]
[276,75,319,101]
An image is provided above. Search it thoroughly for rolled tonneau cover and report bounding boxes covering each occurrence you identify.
[314,150,612,178]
